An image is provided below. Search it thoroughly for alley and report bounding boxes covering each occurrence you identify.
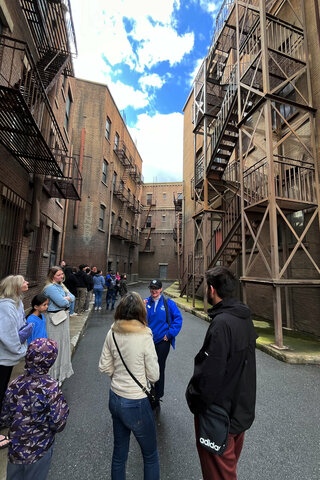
[47,283,320,480]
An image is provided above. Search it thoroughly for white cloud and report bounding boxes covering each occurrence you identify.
[70,0,194,75]
[129,112,183,182]
[139,74,165,90]
[108,81,149,111]
[199,1,219,13]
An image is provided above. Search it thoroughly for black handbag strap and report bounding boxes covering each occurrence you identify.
[112,331,149,396]
[162,296,170,326]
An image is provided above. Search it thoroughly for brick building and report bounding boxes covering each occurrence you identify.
[63,78,143,280]
[0,0,81,305]
[139,182,182,281]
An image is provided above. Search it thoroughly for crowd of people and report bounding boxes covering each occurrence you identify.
[0,265,257,480]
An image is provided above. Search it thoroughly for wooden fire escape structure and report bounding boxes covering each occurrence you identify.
[185,0,320,348]
[0,0,81,200]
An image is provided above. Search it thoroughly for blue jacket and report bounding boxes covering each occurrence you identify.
[26,314,48,345]
[145,295,182,348]
[93,274,105,291]
[43,284,75,312]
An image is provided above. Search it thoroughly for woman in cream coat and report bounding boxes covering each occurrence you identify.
[99,292,160,480]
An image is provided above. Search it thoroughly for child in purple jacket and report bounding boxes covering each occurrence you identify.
[0,338,69,480]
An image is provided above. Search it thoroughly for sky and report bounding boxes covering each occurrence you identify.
[69,0,223,182]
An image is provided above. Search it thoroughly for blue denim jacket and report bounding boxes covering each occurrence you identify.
[44,283,75,312]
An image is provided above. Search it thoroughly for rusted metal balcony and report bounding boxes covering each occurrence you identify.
[0,35,67,176]
[173,192,183,211]
[114,141,132,167]
[128,198,141,214]
[129,164,143,184]
[127,231,139,245]
[111,225,130,241]
[19,0,77,77]
[43,152,82,200]
[113,182,128,202]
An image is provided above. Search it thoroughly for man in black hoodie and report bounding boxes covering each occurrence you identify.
[186,266,257,480]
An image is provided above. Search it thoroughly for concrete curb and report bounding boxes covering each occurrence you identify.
[164,289,320,366]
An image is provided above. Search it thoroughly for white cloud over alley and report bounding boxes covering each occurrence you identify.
[70,0,219,181]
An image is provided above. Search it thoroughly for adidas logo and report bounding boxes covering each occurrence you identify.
[199,437,221,451]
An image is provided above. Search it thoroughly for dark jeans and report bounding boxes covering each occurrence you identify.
[154,340,170,399]
[7,445,53,480]
[94,289,103,308]
[109,390,159,480]
[106,289,117,309]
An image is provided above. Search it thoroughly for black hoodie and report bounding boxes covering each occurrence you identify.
[186,297,258,434]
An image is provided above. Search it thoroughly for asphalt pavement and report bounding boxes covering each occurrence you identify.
[47,283,319,480]
[1,283,319,479]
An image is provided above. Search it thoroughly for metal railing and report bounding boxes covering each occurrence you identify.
[209,64,238,158]
[243,157,316,206]
[0,35,67,174]
[20,0,77,58]
[222,161,240,183]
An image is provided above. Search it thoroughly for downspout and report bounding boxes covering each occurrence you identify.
[73,128,85,228]
[314,0,320,48]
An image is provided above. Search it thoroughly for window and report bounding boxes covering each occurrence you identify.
[162,215,166,223]
[145,238,151,250]
[146,215,152,228]
[99,205,106,230]
[105,117,111,140]
[127,188,131,202]
[161,237,165,245]
[43,225,51,254]
[146,193,152,205]
[102,159,108,183]
[50,230,59,267]
[26,224,43,281]
[64,88,72,132]
[111,212,115,228]
[125,221,129,233]
[163,193,166,200]
[114,132,119,150]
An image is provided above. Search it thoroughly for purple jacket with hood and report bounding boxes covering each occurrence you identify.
[0,338,69,464]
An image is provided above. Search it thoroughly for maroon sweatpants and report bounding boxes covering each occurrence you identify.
[195,416,245,480]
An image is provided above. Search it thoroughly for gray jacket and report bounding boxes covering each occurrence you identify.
[0,298,27,366]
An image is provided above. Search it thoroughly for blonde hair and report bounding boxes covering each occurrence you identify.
[0,275,25,304]
[114,292,147,325]
[45,266,69,293]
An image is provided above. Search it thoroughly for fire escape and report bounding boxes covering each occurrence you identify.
[173,192,183,287]
[113,141,141,245]
[0,0,81,200]
[140,190,156,253]
[185,0,320,348]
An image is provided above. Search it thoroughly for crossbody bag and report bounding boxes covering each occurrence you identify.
[112,332,157,408]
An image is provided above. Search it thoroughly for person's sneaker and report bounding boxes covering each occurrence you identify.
[99,307,102,310]
[70,313,77,317]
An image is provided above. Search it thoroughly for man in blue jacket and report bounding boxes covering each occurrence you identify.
[145,279,183,410]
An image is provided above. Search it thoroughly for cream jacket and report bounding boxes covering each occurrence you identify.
[99,320,160,399]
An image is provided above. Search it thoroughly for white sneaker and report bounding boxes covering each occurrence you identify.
[99,307,102,310]
[70,313,77,317]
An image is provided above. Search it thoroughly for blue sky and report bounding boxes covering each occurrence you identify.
[70,0,223,182]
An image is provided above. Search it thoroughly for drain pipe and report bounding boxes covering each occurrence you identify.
[73,128,85,228]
